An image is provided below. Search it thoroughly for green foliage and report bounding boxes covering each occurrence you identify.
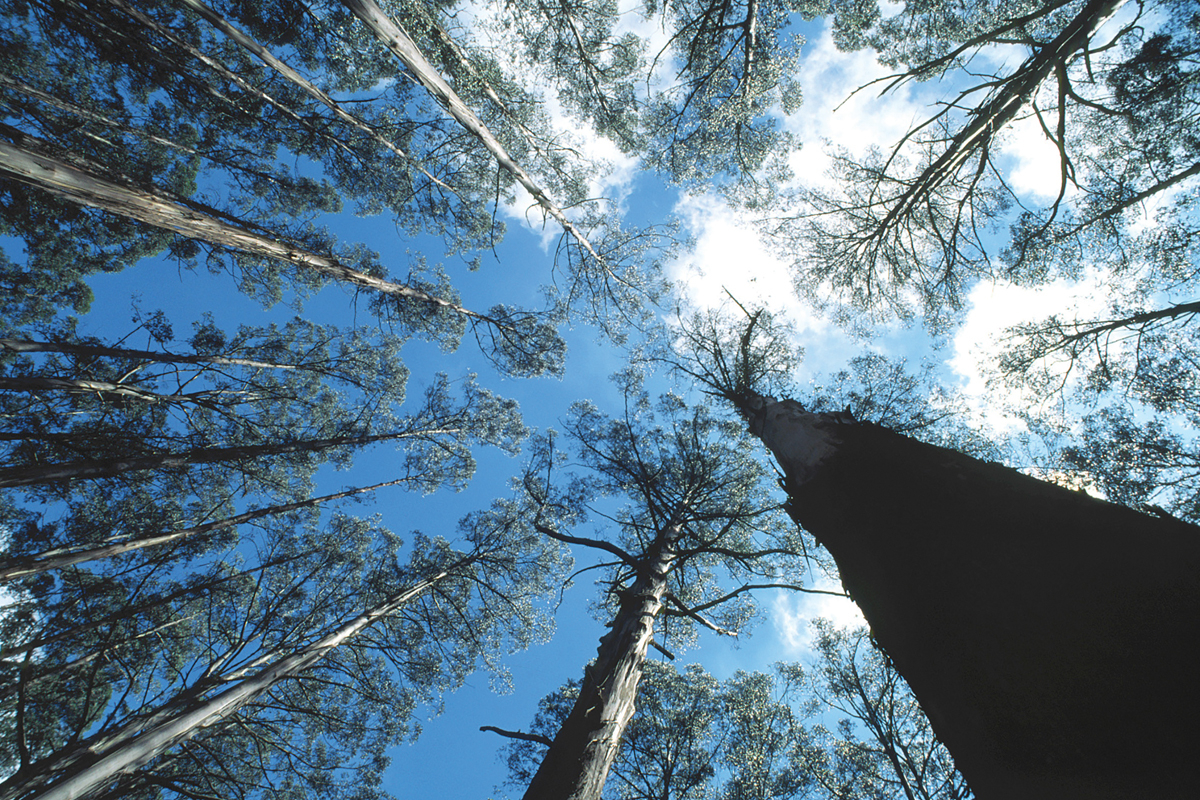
[502,638,969,800]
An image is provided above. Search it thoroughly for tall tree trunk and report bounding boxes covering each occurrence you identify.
[0,133,479,316]
[0,337,321,373]
[739,393,1200,800]
[340,0,617,279]
[521,523,683,800]
[4,564,464,800]
[0,375,250,407]
[0,478,408,581]
[0,428,448,488]
[174,0,453,194]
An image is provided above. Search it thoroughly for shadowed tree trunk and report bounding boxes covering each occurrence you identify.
[738,392,1200,800]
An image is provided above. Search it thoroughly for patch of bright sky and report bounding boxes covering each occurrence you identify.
[949,269,1112,430]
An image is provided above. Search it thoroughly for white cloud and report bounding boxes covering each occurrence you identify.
[997,109,1076,203]
[782,22,936,189]
[771,581,865,656]
[668,192,835,334]
[948,271,1111,428]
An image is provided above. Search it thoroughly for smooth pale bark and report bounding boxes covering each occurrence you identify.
[176,0,452,194]
[0,74,196,155]
[740,391,1200,799]
[0,478,409,581]
[0,337,341,375]
[874,0,1127,236]
[0,134,478,316]
[340,0,617,280]
[0,375,249,407]
[8,565,462,800]
[0,427,453,488]
[520,524,683,800]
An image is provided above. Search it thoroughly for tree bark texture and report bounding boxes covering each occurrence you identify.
[0,136,469,312]
[746,396,1200,799]
[520,524,683,800]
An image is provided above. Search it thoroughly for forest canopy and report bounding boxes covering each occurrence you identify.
[1,0,1197,797]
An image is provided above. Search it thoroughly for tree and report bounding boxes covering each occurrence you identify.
[482,389,830,800]
[502,646,966,800]
[340,0,672,332]
[500,660,808,800]
[769,0,1192,324]
[672,306,1200,798]
[2,468,568,800]
[0,132,564,377]
[807,622,971,800]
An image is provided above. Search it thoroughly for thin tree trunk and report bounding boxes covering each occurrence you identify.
[0,427,452,488]
[5,563,466,800]
[0,337,320,373]
[0,375,251,407]
[340,0,621,284]
[0,133,480,317]
[0,554,302,662]
[0,74,196,155]
[175,0,453,194]
[0,478,408,581]
[94,0,369,168]
[0,615,198,703]
[521,523,683,800]
[738,391,1200,799]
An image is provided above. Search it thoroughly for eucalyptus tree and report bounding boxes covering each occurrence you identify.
[339,0,670,333]
[1,472,569,800]
[640,0,813,187]
[1,0,576,373]
[496,0,813,190]
[770,0,1195,324]
[483,388,829,800]
[500,660,815,800]
[504,647,967,800]
[668,303,1200,799]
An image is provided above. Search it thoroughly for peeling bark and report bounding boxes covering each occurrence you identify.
[742,393,1200,799]
[0,134,477,315]
[521,524,683,800]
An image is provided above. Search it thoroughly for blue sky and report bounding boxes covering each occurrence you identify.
[17,2,1152,795]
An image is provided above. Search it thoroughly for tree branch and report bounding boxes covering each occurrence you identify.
[479,726,552,747]
[534,523,639,568]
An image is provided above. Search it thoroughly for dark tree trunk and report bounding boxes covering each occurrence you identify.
[743,396,1200,800]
